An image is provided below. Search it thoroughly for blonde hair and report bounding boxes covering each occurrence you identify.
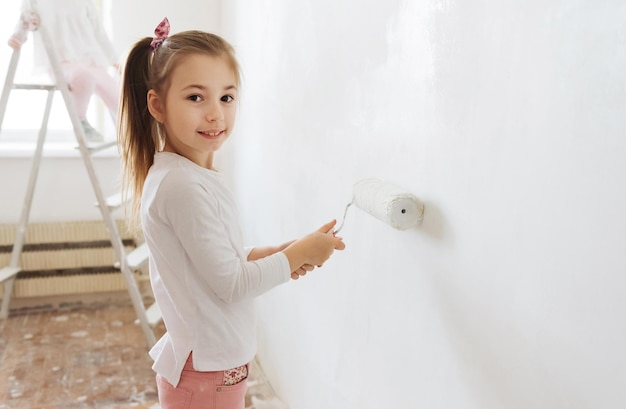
[118,30,240,230]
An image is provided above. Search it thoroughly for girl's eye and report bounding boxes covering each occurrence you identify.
[221,95,235,103]
[188,94,203,102]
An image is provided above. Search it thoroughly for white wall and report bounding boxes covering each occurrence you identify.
[110,0,222,59]
[0,155,122,223]
[225,1,626,408]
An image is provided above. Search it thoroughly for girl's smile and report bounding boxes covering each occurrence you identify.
[200,129,225,138]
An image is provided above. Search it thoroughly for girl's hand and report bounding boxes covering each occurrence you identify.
[291,264,315,280]
[7,33,25,50]
[282,220,346,273]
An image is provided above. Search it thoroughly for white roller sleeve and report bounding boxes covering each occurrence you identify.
[352,178,424,230]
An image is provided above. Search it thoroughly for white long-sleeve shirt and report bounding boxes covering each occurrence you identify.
[142,152,290,387]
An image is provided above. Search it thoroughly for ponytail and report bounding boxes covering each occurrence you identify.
[118,37,159,231]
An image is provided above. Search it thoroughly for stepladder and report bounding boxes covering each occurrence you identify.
[0,4,160,348]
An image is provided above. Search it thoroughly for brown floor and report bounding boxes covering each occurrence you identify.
[0,297,280,409]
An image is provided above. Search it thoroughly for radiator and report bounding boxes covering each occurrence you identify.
[0,220,143,298]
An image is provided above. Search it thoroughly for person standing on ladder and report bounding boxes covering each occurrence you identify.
[8,0,120,143]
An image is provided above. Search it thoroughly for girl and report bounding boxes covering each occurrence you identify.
[9,0,119,143]
[118,18,345,409]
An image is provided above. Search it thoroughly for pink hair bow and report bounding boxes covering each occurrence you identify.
[150,17,170,50]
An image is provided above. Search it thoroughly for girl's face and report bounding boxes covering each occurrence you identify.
[148,54,238,169]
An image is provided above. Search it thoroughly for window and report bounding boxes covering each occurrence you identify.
[0,0,116,153]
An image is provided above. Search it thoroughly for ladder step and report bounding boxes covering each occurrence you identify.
[0,267,21,283]
[127,243,149,270]
[13,83,56,91]
[96,192,126,209]
[74,140,117,154]
[106,192,123,208]
[146,302,162,326]
[134,302,162,327]
[87,140,117,153]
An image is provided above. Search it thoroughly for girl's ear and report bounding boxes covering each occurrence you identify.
[147,89,164,123]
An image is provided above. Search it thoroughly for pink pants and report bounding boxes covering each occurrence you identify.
[156,354,248,409]
[60,61,119,120]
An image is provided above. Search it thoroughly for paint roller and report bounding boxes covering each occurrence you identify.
[334,178,425,233]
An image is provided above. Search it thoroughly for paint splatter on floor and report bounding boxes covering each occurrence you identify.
[0,304,161,408]
[0,303,285,409]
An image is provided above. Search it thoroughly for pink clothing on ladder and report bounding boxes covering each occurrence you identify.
[12,0,120,122]
[61,61,118,119]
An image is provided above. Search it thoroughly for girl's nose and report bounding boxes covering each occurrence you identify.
[205,101,223,122]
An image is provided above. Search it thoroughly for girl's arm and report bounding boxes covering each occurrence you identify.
[247,241,294,261]
[8,1,37,50]
[248,241,316,280]
[247,220,346,280]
